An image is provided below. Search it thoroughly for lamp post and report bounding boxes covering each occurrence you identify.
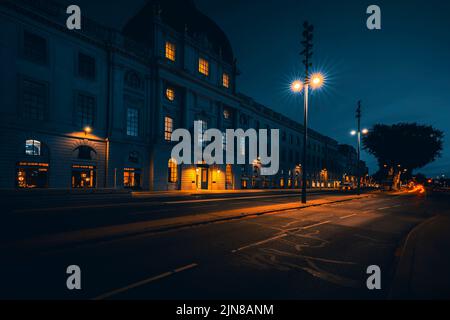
[290,22,325,204]
[350,101,369,195]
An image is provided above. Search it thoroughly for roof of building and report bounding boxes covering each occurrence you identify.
[122,0,234,64]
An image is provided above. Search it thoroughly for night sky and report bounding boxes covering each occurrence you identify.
[58,0,450,177]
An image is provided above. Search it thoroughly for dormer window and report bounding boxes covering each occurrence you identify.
[198,58,209,76]
[165,41,176,62]
[222,73,230,88]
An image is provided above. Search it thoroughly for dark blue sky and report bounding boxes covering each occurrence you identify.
[63,0,450,177]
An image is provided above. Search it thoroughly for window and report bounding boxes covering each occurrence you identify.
[198,58,209,76]
[17,162,49,188]
[23,31,47,64]
[25,140,41,156]
[126,108,139,137]
[125,71,143,90]
[222,73,230,88]
[165,41,176,61]
[78,53,96,79]
[197,120,208,147]
[77,146,96,160]
[168,159,178,183]
[240,137,246,156]
[129,151,140,164]
[124,168,141,189]
[77,94,96,128]
[22,79,47,120]
[226,164,233,187]
[166,87,175,101]
[164,116,173,141]
[223,109,231,119]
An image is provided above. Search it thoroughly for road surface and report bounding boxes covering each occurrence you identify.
[0,191,444,299]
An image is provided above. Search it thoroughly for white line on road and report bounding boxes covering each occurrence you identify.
[92,263,198,300]
[300,220,331,230]
[232,233,288,253]
[339,214,358,220]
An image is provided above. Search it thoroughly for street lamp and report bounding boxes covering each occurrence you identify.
[291,75,325,202]
[350,101,369,196]
[84,126,92,136]
[290,21,325,204]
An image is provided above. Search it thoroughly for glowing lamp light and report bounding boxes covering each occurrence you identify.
[84,126,92,135]
[350,130,357,136]
[362,128,369,135]
[291,80,304,93]
[310,73,325,89]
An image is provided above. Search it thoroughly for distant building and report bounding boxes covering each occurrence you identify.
[0,0,362,191]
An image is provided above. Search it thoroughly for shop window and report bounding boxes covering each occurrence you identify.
[124,168,141,189]
[16,162,49,188]
[72,165,96,188]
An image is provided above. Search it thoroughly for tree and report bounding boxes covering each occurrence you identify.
[363,123,444,187]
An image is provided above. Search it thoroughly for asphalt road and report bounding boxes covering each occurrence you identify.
[1,190,340,242]
[0,191,441,300]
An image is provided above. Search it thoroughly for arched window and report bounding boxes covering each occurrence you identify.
[168,159,178,183]
[75,145,96,160]
[25,140,41,156]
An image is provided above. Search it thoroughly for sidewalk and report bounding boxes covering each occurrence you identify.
[1,193,368,253]
[390,214,450,299]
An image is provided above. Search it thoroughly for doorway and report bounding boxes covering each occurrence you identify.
[196,167,208,190]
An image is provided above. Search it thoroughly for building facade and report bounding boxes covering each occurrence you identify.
[0,0,364,191]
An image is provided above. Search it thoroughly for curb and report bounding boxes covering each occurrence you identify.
[388,215,439,299]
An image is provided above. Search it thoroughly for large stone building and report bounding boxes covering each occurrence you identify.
[0,0,364,191]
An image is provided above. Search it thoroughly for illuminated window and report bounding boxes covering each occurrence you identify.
[165,41,176,62]
[25,140,41,156]
[126,108,139,137]
[168,159,178,183]
[226,164,233,187]
[166,87,175,101]
[222,73,230,88]
[223,109,230,119]
[124,168,141,189]
[198,58,209,76]
[164,116,173,141]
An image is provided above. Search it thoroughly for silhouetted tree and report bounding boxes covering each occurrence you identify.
[363,123,443,188]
